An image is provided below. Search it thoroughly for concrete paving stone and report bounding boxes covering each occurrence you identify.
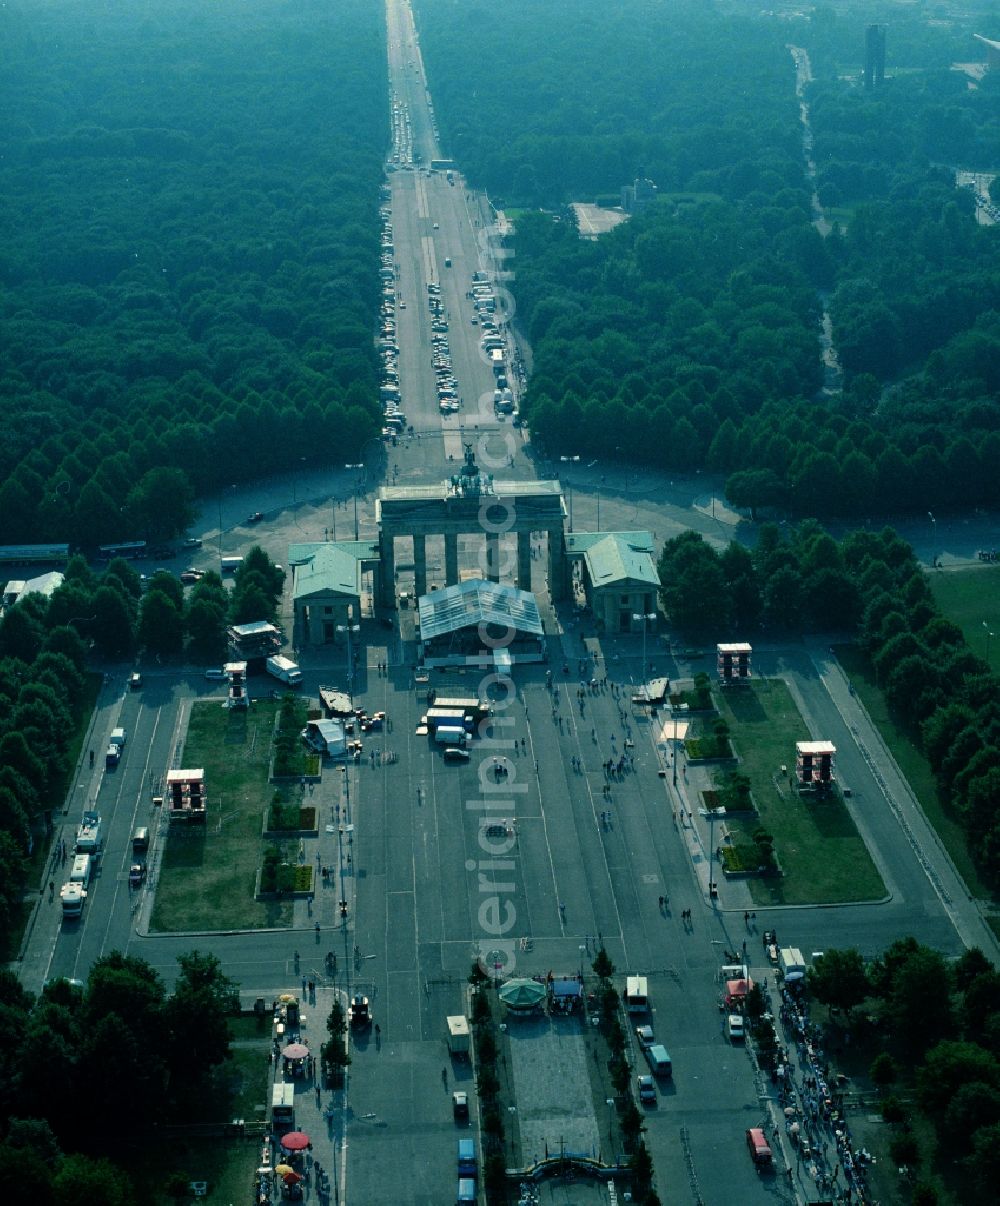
[507,1015,601,1162]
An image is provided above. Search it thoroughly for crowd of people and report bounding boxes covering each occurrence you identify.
[776,984,877,1204]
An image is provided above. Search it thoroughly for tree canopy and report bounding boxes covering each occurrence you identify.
[0,0,386,547]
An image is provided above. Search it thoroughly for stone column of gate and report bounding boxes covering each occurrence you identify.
[380,529,396,608]
[517,530,532,592]
[485,533,501,583]
[548,528,566,601]
[445,532,459,587]
[414,533,427,597]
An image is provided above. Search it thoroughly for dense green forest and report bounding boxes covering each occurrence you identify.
[0,0,387,547]
[416,0,805,207]
[0,952,240,1201]
[416,0,1000,517]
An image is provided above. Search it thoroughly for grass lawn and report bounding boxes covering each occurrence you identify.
[150,700,292,932]
[929,564,1000,675]
[122,1135,262,1206]
[836,644,992,902]
[717,679,884,905]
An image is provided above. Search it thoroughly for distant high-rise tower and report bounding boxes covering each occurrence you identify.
[864,24,886,89]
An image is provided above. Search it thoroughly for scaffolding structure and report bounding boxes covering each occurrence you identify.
[795,740,836,792]
[717,642,752,685]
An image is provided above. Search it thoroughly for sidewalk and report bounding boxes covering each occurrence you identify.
[267,982,349,1203]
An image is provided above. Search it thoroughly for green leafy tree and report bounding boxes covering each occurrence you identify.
[0,1143,54,1203]
[138,589,184,658]
[90,586,136,659]
[658,532,728,632]
[917,1041,1000,1117]
[620,1100,645,1145]
[629,1141,654,1191]
[0,605,46,664]
[163,951,238,1093]
[326,999,347,1039]
[941,1081,1000,1153]
[968,1121,1000,1198]
[51,1154,134,1206]
[103,559,143,602]
[883,945,955,1055]
[807,949,870,1017]
[869,1052,898,1090]
[0,732,47,801]
[185,596,227,662]
[592,947,615,980]
[125,467,196,541]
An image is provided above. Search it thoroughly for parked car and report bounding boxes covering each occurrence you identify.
[636,1025,655,1050]
[205,668,228,681]
[637,1075,657,1105]
[452,1091,469,1121]
[246,511,264,524]
[129,672,143,690]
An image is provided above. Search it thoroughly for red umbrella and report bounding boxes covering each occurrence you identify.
[280,1131,310,1151]
[282,1042,310,1060]
[282,1171,303,1186]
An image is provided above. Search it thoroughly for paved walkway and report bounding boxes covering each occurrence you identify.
[266,982,348,1204]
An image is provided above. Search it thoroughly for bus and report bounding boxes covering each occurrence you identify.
[0,544,70,565]
[98,540,147,559]
[433,697,488,718]
[220,556,244,574]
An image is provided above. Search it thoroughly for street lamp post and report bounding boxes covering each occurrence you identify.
[984,620,994,666]
[345,464,363,540]
[672,708,679,788]
[928,511,937,566]
[632,612,656,688]
[218,483,235,563]
[337,622,361,702]
[560,455,579,531]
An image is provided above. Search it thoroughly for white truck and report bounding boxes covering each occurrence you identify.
[447,1014,470,1057]
[266,656,303,688]
[69,854,92,889]
[779,947,807,983]
[625,975,650,1014]
[435,725,467,748]
[60,882,87,919]
[75,811,103,855]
